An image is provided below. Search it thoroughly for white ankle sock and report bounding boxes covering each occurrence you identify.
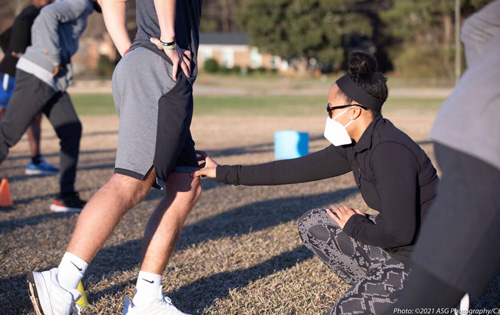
[132,271,163,306]
[57,252,88,291]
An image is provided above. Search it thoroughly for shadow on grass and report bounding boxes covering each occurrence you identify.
[85,188,357,281]
[172,245,314,313]
[83,246,313,314]
[206,134,325,158]
[3,162,115,186]
[0,211,79,234]
[176,187,358,252]
[0,187,96,234]
[2,148,117,163]
[0,180,217,236]
[0,274,34,315]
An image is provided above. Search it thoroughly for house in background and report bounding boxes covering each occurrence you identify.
[198,32,289,72]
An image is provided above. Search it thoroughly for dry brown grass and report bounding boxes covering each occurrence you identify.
[1,108,498,314]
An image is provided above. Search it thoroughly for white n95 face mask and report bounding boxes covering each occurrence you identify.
[324,107,354,146]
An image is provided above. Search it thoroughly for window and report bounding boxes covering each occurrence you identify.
[222,48,234,68]
[250,47,262,68]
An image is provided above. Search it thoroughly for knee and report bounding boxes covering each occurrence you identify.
[298,209,320,244]
[57,120,82,142]
[182,176,202,208]
[73,121,82,139]
[297,209,311,238]
[166,173,202,208]
[108,173,151,206]
[192,177,202,203]
[298,208,340,244]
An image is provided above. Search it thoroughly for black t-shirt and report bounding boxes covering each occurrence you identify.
[216,115,439,265]
[129,0,203,80]
[0,5,41,76]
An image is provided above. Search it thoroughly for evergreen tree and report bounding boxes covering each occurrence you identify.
[237,0,372,71]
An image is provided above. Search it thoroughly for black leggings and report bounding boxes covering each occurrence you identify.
[0,70,81,193]
[298,208,410,315]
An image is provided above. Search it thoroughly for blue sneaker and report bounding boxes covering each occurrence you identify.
[25,157,59,176]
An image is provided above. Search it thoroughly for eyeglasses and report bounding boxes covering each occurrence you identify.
[326,104,367,117]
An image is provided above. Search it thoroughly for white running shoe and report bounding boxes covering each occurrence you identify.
[122,296,190,315]
[27,268,82,315]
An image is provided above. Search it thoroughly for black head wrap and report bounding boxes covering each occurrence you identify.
[336,74,384,112]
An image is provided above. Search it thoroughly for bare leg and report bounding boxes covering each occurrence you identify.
[140,172,201,274]
[26,114,42,158]
[66,168,156,263]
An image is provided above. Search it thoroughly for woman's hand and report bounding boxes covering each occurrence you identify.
[326,205,365,229]
[191,150,218,178]
[150,37,192,81]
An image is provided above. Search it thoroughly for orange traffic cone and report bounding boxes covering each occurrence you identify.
[0,178,13,207]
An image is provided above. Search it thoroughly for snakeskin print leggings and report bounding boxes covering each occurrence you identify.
[298,208,411,315]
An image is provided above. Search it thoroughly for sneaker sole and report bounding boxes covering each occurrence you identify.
[25,169,59,176]
[27,272,45,315]
[50,204,83,213]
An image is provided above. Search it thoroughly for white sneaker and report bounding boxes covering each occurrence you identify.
[122,296,190,315]
[27,268,82,315]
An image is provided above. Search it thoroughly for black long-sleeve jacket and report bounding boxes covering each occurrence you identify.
[216,115,439,265]
[0,5,41,76]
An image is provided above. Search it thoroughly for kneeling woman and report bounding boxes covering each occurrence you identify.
[192,52,438,314]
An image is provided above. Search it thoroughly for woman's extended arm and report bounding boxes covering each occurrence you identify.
[99,0,131,56]
[193,145,352,186]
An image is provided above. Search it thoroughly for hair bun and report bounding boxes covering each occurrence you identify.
[348,51,378,77]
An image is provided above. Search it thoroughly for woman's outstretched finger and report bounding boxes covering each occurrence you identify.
[192,168,211,178]
[196,150,208,157]
[353,208,365,216]
[191,169,204,177]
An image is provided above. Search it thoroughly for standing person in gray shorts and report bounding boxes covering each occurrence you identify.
[27,0,203,314]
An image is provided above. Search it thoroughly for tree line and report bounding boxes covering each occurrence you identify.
[1,0,492,77]
[202,0,490,77]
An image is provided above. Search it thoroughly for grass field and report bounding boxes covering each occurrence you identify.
[1,88,499,314]
[71,94,444,116]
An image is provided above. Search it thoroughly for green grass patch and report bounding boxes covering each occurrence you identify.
[71,94,116,116]
[71,93,444,116]
[193,96,444,116]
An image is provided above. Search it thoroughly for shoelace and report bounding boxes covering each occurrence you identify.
[160,297,188,315]
[71,302,82,315]
[161,296,174,306]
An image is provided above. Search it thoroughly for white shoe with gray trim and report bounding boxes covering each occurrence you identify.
[27,268,82,315]
[122,296,190,315]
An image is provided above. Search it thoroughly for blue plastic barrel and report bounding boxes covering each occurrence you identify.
[274,130,309,160]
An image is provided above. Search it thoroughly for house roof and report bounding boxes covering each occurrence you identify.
[199,32,250,46]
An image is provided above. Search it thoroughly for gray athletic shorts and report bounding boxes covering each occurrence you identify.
[111,47,198,188]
